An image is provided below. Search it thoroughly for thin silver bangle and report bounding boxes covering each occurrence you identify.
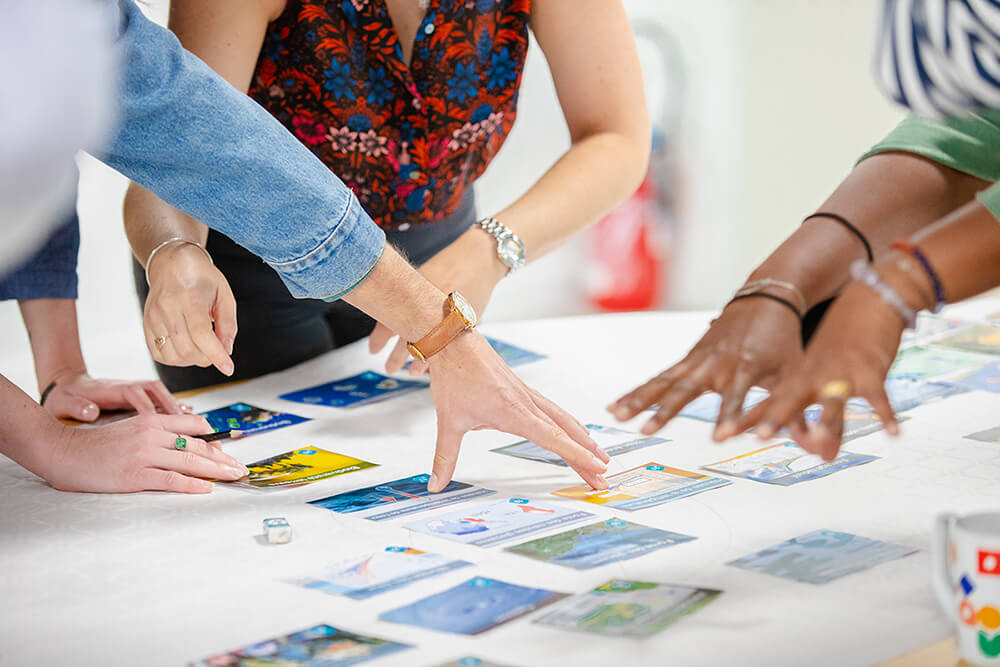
[144,237,213,285]
[734,278,807,315]
[850,259,917,329]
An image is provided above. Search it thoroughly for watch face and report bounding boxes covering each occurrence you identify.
[498,234,526,269]
[450,292,478,327]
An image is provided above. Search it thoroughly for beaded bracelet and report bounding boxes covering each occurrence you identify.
[803,212,874,263]
[850,259,917,329]
[890,240,946,313]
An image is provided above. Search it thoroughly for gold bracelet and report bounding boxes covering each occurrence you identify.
[144,237,213,285]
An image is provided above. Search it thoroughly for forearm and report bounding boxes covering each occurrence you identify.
[123,183,209,268]
[340,245,445,341]
[494,131,649,261]
[0,373,61,475]
[17,299,86,394]
[748,152,989,308]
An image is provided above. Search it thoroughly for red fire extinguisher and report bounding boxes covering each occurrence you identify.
[583,20,684,312]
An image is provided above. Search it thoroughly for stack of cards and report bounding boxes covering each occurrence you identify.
[404,498,594,548]
[279,371,428,408]
[505,517,695,570]
[194,623,410,665]
[533,579,721,638]
[285,547,472,600]
[703,442,877,486]
[553,463,730,511]
[234,447,376,490]
[309,474,495,521]
[492,424,668,466]
[727,529,917,585]
[379,576,565,635]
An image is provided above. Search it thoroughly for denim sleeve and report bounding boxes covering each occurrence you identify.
[99,1,385,300]
[0,211,79,302]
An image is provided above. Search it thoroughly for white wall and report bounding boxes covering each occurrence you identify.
[0,0,905,397]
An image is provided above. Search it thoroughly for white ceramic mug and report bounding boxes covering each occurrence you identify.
[934,512,1000,665]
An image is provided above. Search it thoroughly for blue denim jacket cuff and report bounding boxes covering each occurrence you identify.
[268,196,387,299]
[0,269,78,301]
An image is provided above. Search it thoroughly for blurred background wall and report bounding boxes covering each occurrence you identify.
[0,0,905,396]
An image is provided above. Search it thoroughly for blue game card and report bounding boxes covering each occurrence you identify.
[954,360,1000,393]
[279,371,428,408]
[726,529,917,585]
[194,623,410,665]
[379,576,566,635]
[492,424,667,467]
[309,474,496,522]
[199,402,310,437]
[504,517,695,570]
[676,388,769,422]
[485,336,547,367]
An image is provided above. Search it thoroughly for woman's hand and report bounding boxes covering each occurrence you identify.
[143,243,237,376]
[369,228,507,375]
[42,370,187,421]
[741,276,912,461]
[40,413,248,494]
[607,297,804,439]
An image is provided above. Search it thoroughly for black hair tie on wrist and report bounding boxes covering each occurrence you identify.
[802,212,874,263]
[39,381,57,406]
[727,292,803,319]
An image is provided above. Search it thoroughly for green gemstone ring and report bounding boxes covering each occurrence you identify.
[175,437,187,450]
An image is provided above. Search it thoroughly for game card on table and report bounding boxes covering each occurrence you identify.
[933,324,1000,355]
[233,447,376,490]
[491,424,668,466]
[284,546,472,600]
[504,517,695,570]
[199,402,309,437]
[430,659,516,667]
[379,576,566,635]
[703,442,877,486]
[552,463,730,511]
[676,388,769,422]
[726,529,918,585]
[308,474,495,521]
[279,371,428,408]
[533,579,721,638]
[888,345,990,382]
[404,497,594,548]
[193,623,410,666]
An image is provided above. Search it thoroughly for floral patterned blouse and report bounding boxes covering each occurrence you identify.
[248,0,532,230]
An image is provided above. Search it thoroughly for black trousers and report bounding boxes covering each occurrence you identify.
[133,191,477,392]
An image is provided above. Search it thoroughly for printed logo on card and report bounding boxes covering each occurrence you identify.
[979,550,1000,576]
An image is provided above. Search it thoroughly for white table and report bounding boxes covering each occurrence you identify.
[4,304,998,667]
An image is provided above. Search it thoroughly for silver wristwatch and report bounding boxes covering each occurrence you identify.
[477,216,526,273]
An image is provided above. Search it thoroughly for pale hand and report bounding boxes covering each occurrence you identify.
[425,330,610,492]
[740,281,903,461]
[607,297,804,440]
[39,414,248,494]
[143,243,237,376]
[42,370,189,421]
[369,228,506,375]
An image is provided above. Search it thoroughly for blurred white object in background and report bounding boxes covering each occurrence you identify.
[0,0,116,274]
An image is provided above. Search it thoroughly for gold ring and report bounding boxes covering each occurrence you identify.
[154,335,168,350]
[819,380,851,402]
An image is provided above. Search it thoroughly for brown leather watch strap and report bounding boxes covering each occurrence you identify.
[406,292,477,361]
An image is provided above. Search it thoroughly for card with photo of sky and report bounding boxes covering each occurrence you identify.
[379,576,566,635]
[703,442,877,486]
[492,424,667,467]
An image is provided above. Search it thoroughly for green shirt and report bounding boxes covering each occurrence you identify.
[861,110,1000,218]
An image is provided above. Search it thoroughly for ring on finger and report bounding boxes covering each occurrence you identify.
[819,380,851,402]
[154,335,169,350]
[174,436,187,450]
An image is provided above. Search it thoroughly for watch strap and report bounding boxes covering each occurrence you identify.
[406,292,476,361]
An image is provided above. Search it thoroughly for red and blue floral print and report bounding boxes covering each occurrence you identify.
[248,0,531,229]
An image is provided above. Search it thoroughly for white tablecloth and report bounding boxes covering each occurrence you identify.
[5,303,1000,667]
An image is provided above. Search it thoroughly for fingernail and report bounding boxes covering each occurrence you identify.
[597,449,611,463]
[223,362,234,376]
[226,337,235,354]
[757,424,775,439]
[428,473,440,492]
[887,422,900,437]
[714,423,733,441]
[640,421,658,435]
[591,456,607,472]
[81,404,97,418]
[594,475,608,489]
[226,465,245,478]
[179,403,194,413]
